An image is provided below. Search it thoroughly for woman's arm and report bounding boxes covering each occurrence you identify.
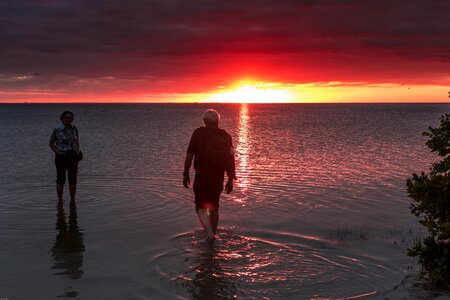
[74,126,80,153]
[49,141,63,155]
[49,129,63,155]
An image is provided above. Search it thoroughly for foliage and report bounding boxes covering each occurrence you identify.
[407,113,450,288]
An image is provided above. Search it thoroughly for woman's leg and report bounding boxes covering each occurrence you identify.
[55,155,67,202]
[69,184,76,203]
[67,152,78,203]
[56,184,64,202]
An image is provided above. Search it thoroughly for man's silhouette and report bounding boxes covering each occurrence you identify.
[183,109,237,242]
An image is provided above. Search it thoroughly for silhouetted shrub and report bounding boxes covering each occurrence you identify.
[407,113,450,288]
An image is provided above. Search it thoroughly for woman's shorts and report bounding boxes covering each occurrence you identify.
[55,151,78,185]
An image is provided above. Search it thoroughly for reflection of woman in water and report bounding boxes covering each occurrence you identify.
[49,111,80,203]
[51,201,85,279]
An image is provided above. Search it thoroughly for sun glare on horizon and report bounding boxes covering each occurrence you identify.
[208,84,293,103]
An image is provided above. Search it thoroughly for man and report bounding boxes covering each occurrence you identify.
[183,109,237,242]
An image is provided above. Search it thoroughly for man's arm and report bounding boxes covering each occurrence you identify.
[184,129,197,188]
[225,147,237,194]
[183,152,194,188]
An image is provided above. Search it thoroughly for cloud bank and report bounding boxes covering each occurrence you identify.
[0,0,449,101]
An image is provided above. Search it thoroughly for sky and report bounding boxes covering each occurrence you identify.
[0,0,449,103]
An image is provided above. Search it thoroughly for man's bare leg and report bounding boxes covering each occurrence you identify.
[197,208,216,242]
[210,210,219,235]
[56,184,64,202]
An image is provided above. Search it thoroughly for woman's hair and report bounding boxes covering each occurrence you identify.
[60,111,74,121]
[202,109,220,124]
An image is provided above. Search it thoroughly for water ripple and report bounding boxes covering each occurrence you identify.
[152,228,400,299]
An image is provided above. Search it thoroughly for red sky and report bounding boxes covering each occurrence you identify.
[0,0,449,103]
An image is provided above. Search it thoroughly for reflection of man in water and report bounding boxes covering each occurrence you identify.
[51,201,85,279]
[188,244,238,299]
[183,109,237,242]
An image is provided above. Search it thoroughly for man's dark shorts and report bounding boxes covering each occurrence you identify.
[193,171,224,213]
[55,151,78,185]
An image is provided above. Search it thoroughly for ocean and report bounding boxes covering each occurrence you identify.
[1,103,449,299]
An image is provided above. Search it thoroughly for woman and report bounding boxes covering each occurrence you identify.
[49,111,81,203]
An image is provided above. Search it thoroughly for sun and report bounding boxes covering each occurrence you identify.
[209,83,293,103]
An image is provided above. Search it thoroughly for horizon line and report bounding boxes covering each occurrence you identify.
[1,101,449,105]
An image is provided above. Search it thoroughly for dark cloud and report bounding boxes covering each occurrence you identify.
[0,0,449,99]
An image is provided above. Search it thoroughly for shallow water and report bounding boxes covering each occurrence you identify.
[1,103,449,299]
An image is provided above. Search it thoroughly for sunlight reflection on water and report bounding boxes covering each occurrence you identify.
[235,104,250,201]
